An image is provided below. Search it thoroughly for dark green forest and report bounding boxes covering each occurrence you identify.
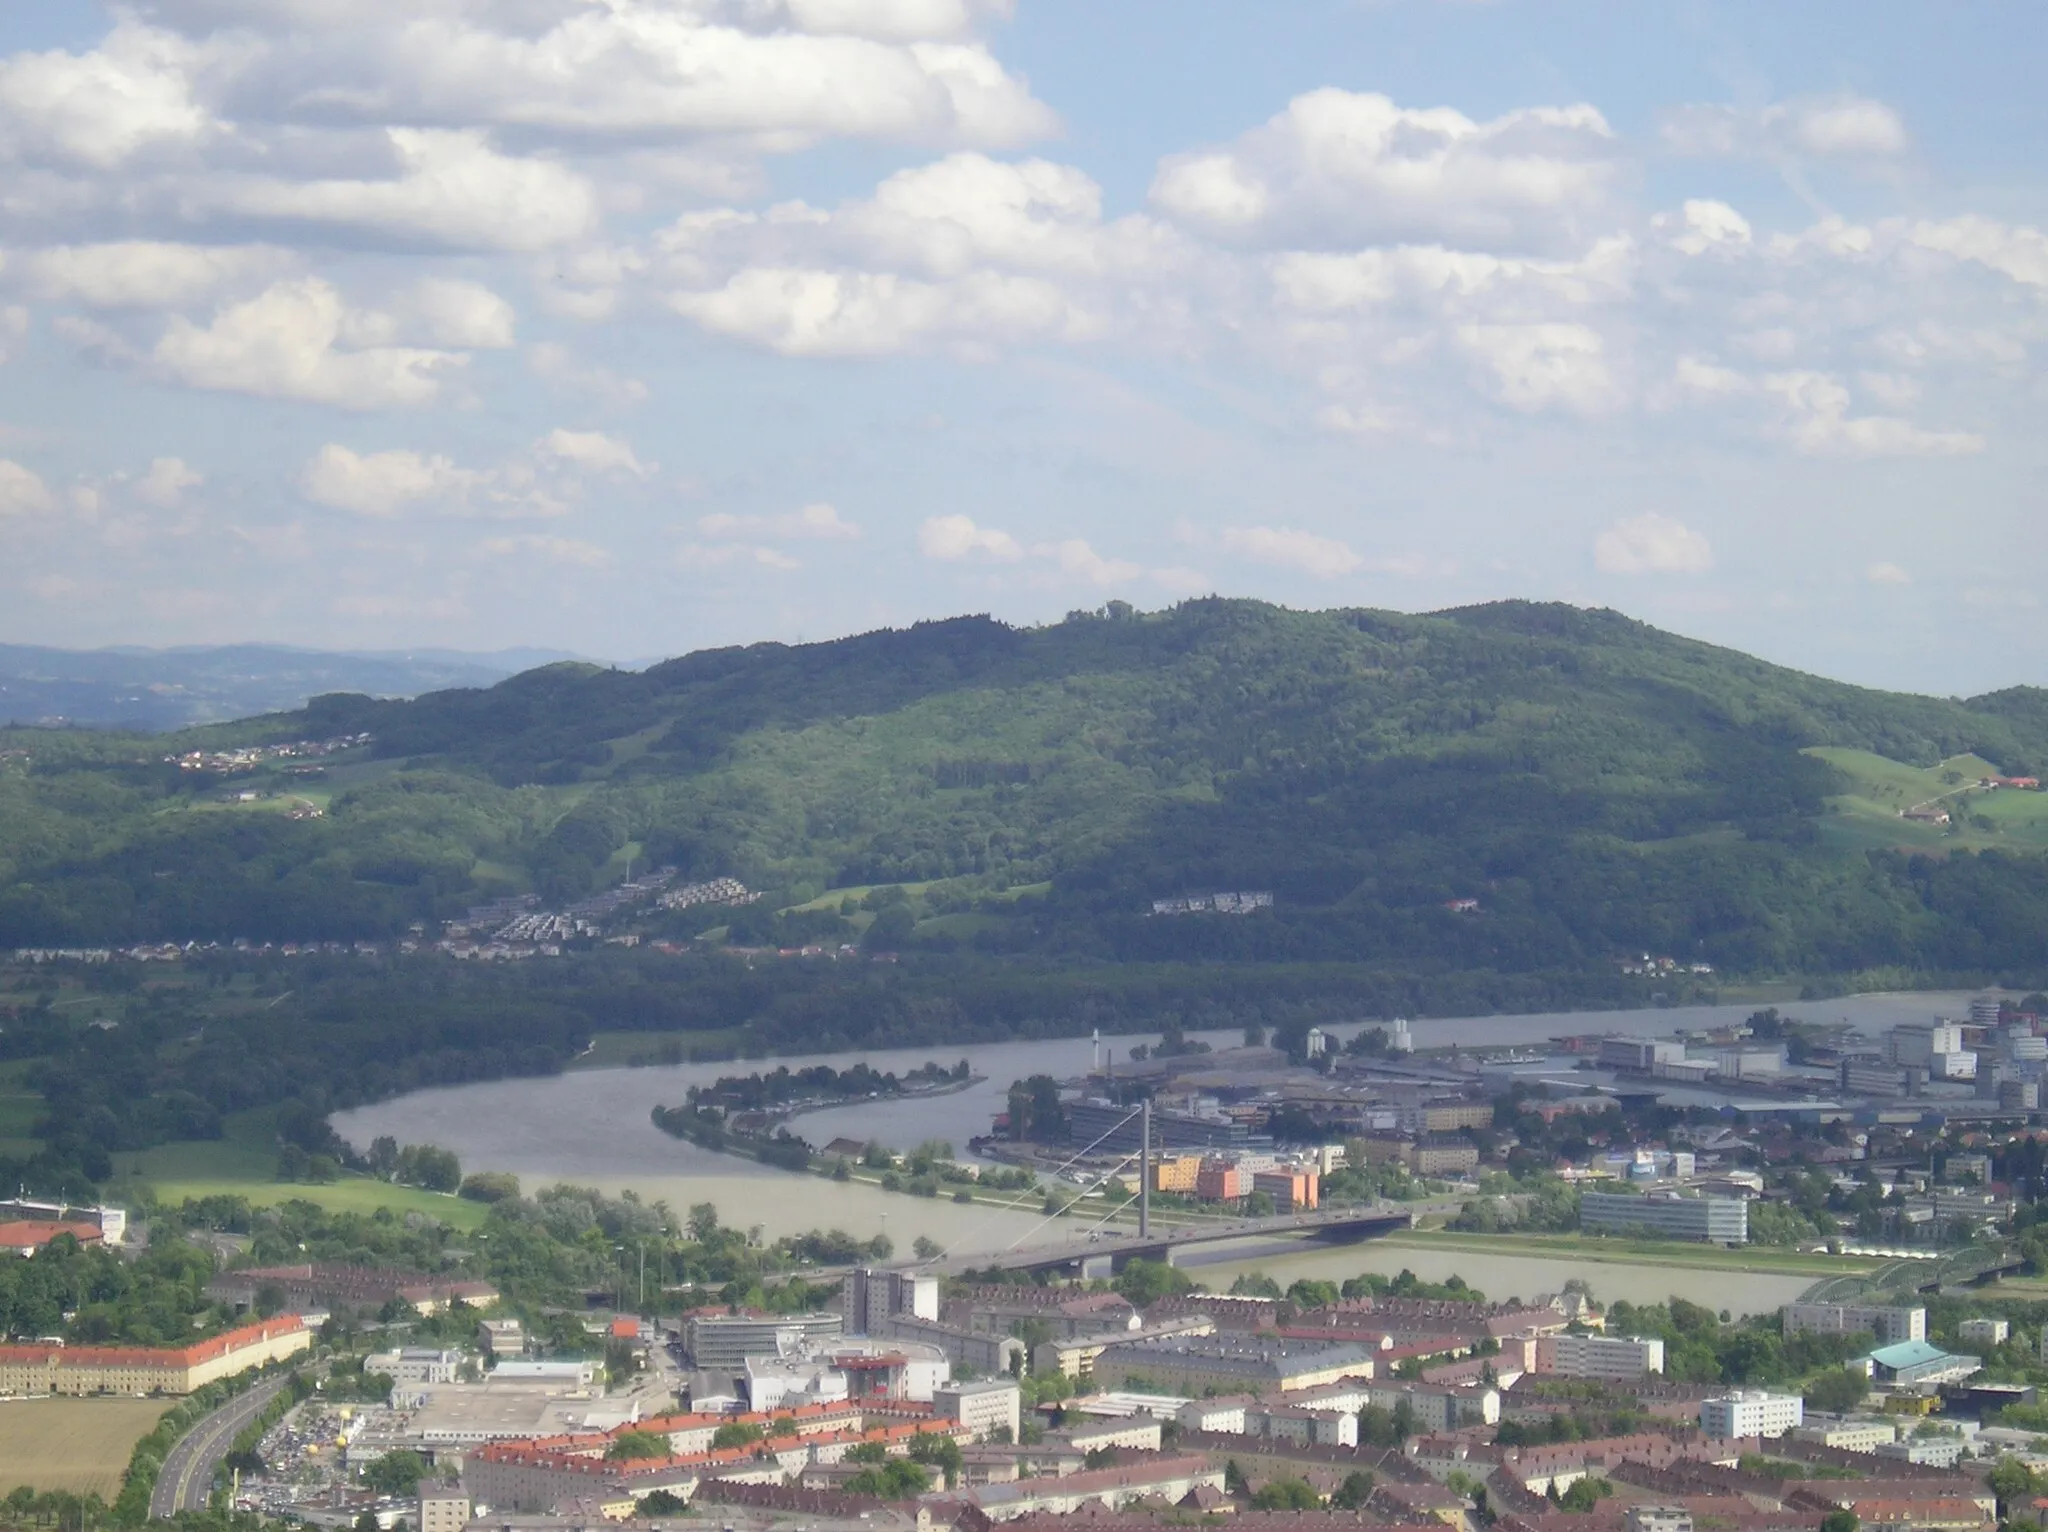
[7,598,2048,975]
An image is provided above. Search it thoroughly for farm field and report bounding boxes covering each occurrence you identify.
[0,1397,170,1496]
[1807,748,2048,853]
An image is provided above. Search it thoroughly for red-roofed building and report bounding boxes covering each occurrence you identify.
[0,1314,308,1395]
[0,1220,103,1255]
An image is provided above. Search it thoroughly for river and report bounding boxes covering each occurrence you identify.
[331,989,1973,1263]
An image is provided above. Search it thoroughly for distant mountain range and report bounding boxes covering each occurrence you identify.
[0,643,593,730]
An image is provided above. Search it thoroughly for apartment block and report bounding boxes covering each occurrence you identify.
[1701,1390,1803,1439]
[1782,1303,1925,1346]
[1534,1333,1666,1381]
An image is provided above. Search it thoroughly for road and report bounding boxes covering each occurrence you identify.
[150,1374,293,1518]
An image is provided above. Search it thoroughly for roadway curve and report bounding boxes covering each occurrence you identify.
[150,1374,293,1518]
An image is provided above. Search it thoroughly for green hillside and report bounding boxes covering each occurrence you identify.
[6,598,2048,980]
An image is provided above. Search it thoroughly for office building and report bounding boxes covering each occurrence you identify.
[1701,1390,1803,1439]
[685,1311,841,1370]
[1580,1191,1747,1244]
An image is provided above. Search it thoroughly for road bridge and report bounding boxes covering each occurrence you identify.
[945,1203,1415,1277]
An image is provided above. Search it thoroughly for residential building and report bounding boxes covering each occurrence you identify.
[1534,1333,1665,1381]
[871,1315,1025,1377]
[1958,1318,2009,1347]
[842,1268,938,1334]
[1151,1154,1203,1193]
[367,1348,465,1385]
[1419,1103,1496,1133]
[685,1312,842,1370]
[1627,1510,1694,1532]
[1058,1416,1164,1455]
[1252,1168,1319,1211]
[1876,1437,1966,1468]
[1090,1335,1375,1396]
[1580,1191,1748,1244]
[1177,1397,1251,1434]
[1784,1304,1925,1346]
[1360,1379,1499,1432]
[478,1319,524,1359]
[418,1491,470,1532]
[0,1315,309,1396]
[935,1379,1022,1442]
[962,1456,1225,1521]
[0,1220,105,1255]
[1033,1317,1215,1382]
[1700,1390,1803,1439]
[1794,1417,1894,1451]
[1195,1162,1246,1201]
[1412,1137,1480,1177]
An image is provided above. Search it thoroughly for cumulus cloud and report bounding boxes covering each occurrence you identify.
[1219,526,1362,579]
[1150,89,1618,252]
[1762,371,1985,457]
[135,456,203,507]
[207,130,600,252]
[918,513,1022,560]
[0,460,57,517]
[1661,94,1910,160]
[153,279,468,409]
[1458,322,1618,414]
[1041,537,1138,586]
[0,20,219,169]
[1593,513,1714,575]
[300,428,650,516]
[1865,561,1911,586]
[14,242,296,309]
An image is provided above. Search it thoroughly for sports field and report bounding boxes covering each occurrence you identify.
[0,1398,171,1496]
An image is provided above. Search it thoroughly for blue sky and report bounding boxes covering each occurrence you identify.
[0,1,2041,693]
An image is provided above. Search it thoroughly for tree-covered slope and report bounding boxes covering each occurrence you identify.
[6,598,2048,979]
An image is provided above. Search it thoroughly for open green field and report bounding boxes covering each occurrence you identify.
[0,1397,171,1496]
[1379,1228,1872,1279]
[110,1110,490,1229]
[1809,747,2048,853]
[0,1059,42,1159]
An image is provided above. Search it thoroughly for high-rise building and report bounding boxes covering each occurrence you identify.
[1700,1390,1802,1439]
[842,1268,938,1335]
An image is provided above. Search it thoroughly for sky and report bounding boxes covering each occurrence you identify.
[0,1,2042,695]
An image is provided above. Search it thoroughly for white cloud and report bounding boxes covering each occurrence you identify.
[481,533,611,567]
[1039,537,1138,586]
[1593,512,1714,575]
[1219,525,1361,579]
[537,429,651,479]
[1903,216,2048,290]
[1458,322,1617,414]
[677,541,801,571]
[135,456,203,507]
[209,130,600,252]
[300,428,650,517]
[1666,199,1752,257]
[698,502,861,541]
[1865,561,1911,586]
[1762,371,1985,457]
[0,459,57,517]
[395,279,517,349]
[1661,94,1909,160]
[0,21,218,169]
[153,278,467,408]
[1150,89,1617,252]
[300,444,478,517]
[918,513,1021,560]
[15,242,296,309]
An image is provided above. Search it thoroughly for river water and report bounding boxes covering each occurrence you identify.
[331,990,1972,1265]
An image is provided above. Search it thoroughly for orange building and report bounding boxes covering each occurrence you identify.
[1252,1169,1320,1211]
[1195,1162,1245,1201]
[1151,1155,1202,1194]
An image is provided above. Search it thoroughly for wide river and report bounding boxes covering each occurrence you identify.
[334,988,1971,1294]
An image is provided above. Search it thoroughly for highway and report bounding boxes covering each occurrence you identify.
[150,1374,293,1518]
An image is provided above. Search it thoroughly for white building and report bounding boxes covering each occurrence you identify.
[1782,1303,1926,1346]
[368,1348,465,1385]
[1534,1333,1665,1381]
[1701,1391,1803,1439]
[935,1379,1023,1442]
[1890,1020,1966,1069]
[1959,1318,2010,1347]
[1793,1417,1893,1452]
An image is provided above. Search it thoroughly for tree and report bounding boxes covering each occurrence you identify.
[1803,1367,1870,1415]
[913,1236,944,1261]
[1252,1479,1322,1511]
[845,1460,930,1498]
[1331,1471,1376,1510]
[1818,1512,1858,1532]
[606,1431,670,1462]
[909,1432,963,1488]
[1558,1478,1613,1512]
[1113,1258,1195,1306]
[363,1451,427,1496]
[1989,1457,2037,1517]
[639,1491,688,1516]
[710,1421,765,1451]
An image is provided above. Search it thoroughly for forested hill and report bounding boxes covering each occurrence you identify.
[8,597,2048,981]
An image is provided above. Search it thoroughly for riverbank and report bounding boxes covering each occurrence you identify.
[1372,1229,1869,1280]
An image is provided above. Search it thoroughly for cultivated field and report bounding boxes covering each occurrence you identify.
[0,1398,171,1496]
[1807,747,2048,853]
